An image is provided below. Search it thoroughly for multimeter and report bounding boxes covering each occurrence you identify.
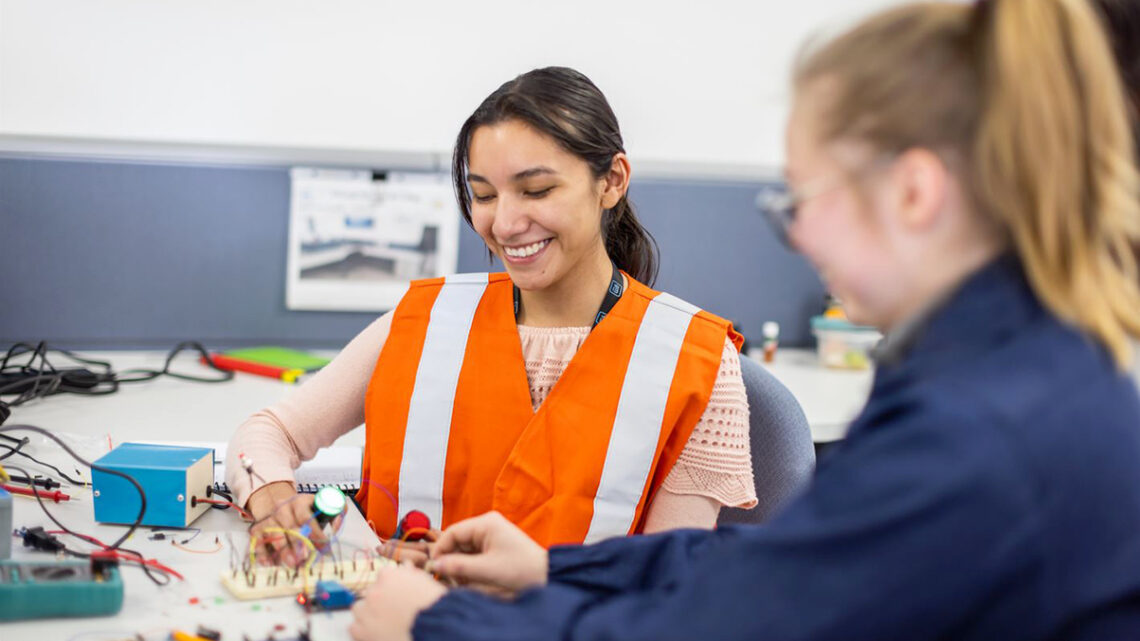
[0,559,124,621]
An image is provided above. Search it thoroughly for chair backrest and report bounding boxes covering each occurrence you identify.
[717,355,815,526]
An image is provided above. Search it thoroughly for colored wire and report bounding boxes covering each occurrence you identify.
[0,425,144,550]
[0,432,169,585]
[0,482,69,502]
[0,439,89,486]
[46,528,183,583]
[392,527,435,564]
[150,527,201,544]
[249,527,318,572]
[101,550,184,581]
[238,453,268,486]
[171,538,223,554]
[248,527,319,595]
[246,491,309,531]
[196,497,253,521]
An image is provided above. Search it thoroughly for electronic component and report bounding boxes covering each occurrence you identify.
[92,443,213,527]
[0,559,124,620]
[0,488,10,559]
[298,580,355,610]
[220,559,391,600]
[17,526,65,552]
[396,509,431,541]
[298,486,348,538]
[313,486,347,523]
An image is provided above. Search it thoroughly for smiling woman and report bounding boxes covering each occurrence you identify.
[452,67,658,299]
[226,67,761,563]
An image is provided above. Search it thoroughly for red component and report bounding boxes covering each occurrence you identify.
[0,483,70,502]
[397,510,431,541]
[188,597,200,605]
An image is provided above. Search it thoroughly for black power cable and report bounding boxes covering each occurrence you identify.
[1,425,145,550]
[0,341,233,425]
[5,463,173,586]
[0,440,87,486]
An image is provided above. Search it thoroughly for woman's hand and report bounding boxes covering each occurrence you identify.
[427,511,548,597]
[377,536,438,568]
[349,565,447,641]
[245,481,323,566]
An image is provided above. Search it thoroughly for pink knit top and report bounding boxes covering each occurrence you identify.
[226,313,757,531]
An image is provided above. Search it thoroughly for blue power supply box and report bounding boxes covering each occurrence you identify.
[91,443,214,528]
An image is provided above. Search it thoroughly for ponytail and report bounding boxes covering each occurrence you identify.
[794,0,1140,369]
[973,0,1140,368]
[602,196,659,285]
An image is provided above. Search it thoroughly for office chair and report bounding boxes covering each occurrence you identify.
[716,355,815,526]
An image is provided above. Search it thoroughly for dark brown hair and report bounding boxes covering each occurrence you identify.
[452,67,659,285]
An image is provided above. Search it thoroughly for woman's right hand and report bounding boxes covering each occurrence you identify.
[246,481,322,567]
[427,511,548,597]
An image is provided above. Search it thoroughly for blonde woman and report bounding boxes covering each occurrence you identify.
[1092,0,1140,389]
[348,1,1140,640]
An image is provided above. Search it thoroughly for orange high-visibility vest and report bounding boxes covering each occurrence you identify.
[357,272,742,547]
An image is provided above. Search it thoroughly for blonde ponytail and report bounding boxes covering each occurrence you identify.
[795,0,1140,369]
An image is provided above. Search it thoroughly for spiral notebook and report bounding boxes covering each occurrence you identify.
[137,440,362,494]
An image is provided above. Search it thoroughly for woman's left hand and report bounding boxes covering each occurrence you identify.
[349,565,448,641]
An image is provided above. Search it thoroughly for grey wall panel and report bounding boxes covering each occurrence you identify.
[0,157,823,350]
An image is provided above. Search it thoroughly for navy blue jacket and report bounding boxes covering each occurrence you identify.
[415,256,1140,641]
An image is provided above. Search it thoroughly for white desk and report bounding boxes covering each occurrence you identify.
[9,348,870,446]
[747,348,873,443]
[3,351,363,450]
[3,351,375,641]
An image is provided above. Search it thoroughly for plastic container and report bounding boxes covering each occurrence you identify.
[810,316,883,370]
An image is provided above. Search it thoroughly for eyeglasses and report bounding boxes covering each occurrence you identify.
[756,156,896,247]
[756,175,844,248]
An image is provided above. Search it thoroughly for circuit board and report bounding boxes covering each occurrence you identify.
[220,558,394,600]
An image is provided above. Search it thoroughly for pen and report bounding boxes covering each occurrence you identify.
[203,355,304,382]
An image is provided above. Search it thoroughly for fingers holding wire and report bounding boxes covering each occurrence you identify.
[247,491,316,567]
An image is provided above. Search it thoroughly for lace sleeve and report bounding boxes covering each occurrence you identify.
[660,337,758,509]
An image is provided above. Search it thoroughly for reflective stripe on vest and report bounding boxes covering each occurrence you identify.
[583,292,700,543]
[397,272,489,527]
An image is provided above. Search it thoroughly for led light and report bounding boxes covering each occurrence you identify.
[313,487,347,518]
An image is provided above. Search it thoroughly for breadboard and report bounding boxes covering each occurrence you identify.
[220,558,393,600]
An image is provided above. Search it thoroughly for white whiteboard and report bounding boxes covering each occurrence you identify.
[0,0,907,177]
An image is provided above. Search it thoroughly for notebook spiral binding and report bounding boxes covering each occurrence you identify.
[212,481,359,495]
